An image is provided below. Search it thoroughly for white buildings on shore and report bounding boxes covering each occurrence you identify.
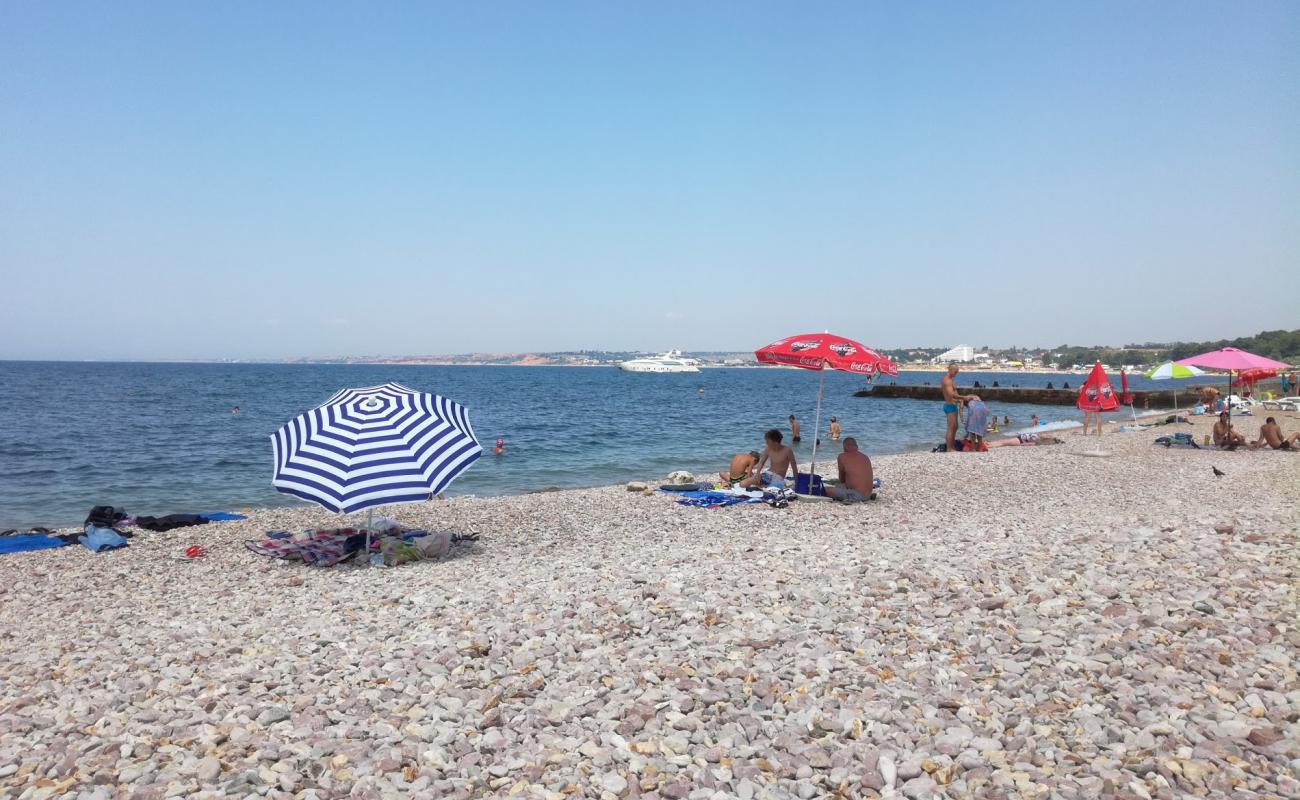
[931,344,992,364]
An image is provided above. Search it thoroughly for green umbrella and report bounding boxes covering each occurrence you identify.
[1145,362,1205,380]
[1145,361,1206,413]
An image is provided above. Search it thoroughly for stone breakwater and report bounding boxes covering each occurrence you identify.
[1,414,1297,799]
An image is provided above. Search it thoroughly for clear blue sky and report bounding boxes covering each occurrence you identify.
[2,2,1297,360]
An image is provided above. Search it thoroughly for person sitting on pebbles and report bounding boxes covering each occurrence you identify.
[720,450,760,485]
[744,429,798,489]
[824,438,875,503]
[1213,412,1247,449]
[1251,417,1300,451]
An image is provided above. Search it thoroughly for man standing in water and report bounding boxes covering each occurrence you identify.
[829,417,841,441]
[788,415,801,443]
[941,364,971,451]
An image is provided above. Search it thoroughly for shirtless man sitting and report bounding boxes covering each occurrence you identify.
[744,429,798,489]
[1212,411,1247,448]
[1251,417,1300,450]
[824,438,875,503]
[720,451,760,485]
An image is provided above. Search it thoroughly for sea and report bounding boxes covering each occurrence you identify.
[0,361,1204,529]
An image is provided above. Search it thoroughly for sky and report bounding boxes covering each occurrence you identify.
[2,2,1297,360]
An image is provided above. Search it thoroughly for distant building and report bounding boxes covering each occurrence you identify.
[932,344,977,363]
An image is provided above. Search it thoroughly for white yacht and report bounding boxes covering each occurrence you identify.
[618,350,701,373]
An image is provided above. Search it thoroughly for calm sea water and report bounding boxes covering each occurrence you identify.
[0,362,1201,528]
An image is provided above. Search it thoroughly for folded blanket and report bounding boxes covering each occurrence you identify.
[81,526,128,552]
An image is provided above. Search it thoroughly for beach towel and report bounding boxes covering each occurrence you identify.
[136,514,210,532]
[1154,434,1214,449]
[245,528,366,567]
[670,490,765,509]
[200,512,248,522]
[0,534,69,555]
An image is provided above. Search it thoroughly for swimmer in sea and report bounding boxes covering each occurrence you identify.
[232,406,241,413]
[788,415,801,443]
[829,417,841,441]
[493,438,505,455]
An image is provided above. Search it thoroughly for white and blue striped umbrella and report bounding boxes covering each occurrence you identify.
[270,383,482,513]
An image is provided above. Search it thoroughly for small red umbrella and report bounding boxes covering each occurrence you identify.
[1077,361,1119,412]
[1077,361,1118,440]
[754,333,898,480]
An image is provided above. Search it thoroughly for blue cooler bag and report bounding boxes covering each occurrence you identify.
[794,473,826,496]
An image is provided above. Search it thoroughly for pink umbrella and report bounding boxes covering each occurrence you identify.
[1176,347,1290,372]
[1176,347,1291,427]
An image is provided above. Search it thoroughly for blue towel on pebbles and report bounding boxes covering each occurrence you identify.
[200,512,248,521]
[670,490,765,509]
[0,534,69,555]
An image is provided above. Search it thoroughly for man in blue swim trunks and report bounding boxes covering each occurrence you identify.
[941,364,972,452]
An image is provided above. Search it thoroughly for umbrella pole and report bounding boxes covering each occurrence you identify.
[810,365,825,482]
[1226,371,1233,438]
[365,508,373,566]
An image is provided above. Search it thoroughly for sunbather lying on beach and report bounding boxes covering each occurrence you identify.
[1250,417,1300,450]
[720,451,760,485]
[985,433,1064,448]
[1213,412,1247,448]
[744,429,798,489]
[823,438,875,503]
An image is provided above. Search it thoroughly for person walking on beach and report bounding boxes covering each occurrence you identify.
[746,429,798,489]
[829,417,841,441]
[721,451,760,485]
[941,365,971,451]
[788,415,801,443]
[824,438,875,503]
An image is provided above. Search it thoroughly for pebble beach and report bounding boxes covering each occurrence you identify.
[2,413,1298,800]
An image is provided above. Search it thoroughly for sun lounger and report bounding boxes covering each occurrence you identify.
[1262,397,1300,411]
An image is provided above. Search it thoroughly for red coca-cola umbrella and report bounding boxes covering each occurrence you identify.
[1077,361,1119,440]
[754,333,898,478]
[1233,367,1278,387]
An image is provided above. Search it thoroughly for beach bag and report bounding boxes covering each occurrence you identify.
[85,506,126,528]
[794,473,826,496]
